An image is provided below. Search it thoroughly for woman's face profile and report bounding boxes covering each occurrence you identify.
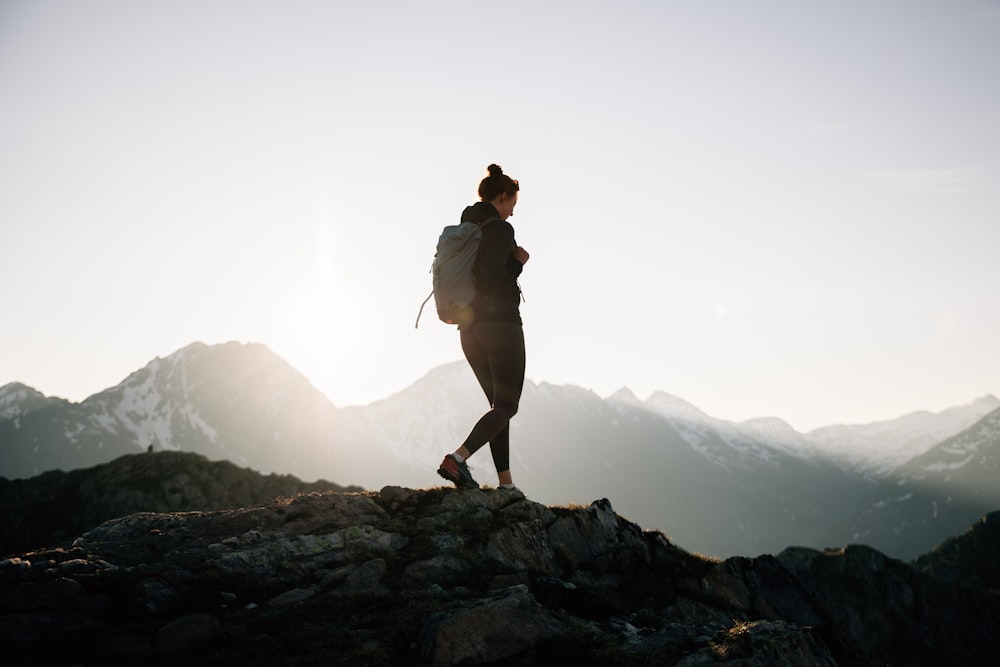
[495,191,518,220]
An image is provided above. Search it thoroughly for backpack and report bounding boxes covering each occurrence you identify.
[415,218,496,328]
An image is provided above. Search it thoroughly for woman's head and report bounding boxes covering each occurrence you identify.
[478,164,519,220]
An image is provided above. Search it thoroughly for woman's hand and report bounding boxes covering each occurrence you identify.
[513,245,530,265]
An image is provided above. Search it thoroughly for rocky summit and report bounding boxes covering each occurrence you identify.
[1,487,998,666]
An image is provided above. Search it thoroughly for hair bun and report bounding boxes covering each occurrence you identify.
[477,164,519,200]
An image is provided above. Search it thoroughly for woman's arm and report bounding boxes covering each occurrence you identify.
[478,222,523,285]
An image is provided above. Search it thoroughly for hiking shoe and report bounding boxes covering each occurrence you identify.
[437,454,479,489]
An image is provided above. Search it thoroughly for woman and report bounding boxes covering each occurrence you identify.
[438,164,529,490]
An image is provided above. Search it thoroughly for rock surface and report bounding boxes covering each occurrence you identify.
[0,486,998,666]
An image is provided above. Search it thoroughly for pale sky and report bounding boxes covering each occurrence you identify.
[2,0,998,433]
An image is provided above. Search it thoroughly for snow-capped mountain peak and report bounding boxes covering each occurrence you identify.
[81,345,219,451]
[803,394,1000,473]
[0,382,66,421]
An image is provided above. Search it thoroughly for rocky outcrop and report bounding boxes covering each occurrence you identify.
[0,451,358,556]
[1,487,998,665]
[914,509,1000,590]
[778,543,1000,665]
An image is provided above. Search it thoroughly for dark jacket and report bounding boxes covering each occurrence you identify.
[461,201,523,325]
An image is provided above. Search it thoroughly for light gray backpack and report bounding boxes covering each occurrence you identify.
[415,218,495,328]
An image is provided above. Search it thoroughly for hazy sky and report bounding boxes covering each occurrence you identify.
[2,0,998,432]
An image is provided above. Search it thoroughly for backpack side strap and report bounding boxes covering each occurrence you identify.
[415,289,434,329]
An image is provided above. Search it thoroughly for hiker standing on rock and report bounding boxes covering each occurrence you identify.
[438,164,528,491]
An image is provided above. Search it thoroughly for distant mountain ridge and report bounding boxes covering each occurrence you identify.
[916,510,1000,591]
[2,341,998,560]
[344,363,997,477]
[6,347,993,478]
[341,361,1000,558]
[0,450,357,555]
[606,385,999,474]
[0,342,412,489]
[846,407,1000,557]
[804,395,1000,472]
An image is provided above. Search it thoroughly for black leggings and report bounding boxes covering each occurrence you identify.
[459,321,525,473]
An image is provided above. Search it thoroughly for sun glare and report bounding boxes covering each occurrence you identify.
[282,284,364,396]
[273,200,370,406]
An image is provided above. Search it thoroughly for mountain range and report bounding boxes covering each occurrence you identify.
[2,341,998,560]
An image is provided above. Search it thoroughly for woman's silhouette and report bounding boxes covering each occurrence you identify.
[438,164,528,490]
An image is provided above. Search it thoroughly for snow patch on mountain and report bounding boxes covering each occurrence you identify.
[911,407,1000,474]
[78,345,224,452]
[0,383,62,422]
[921,454,976,473]
[64,422,86,444]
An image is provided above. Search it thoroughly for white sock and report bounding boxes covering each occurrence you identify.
[451,452,465,463]
[500,483,516,489]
